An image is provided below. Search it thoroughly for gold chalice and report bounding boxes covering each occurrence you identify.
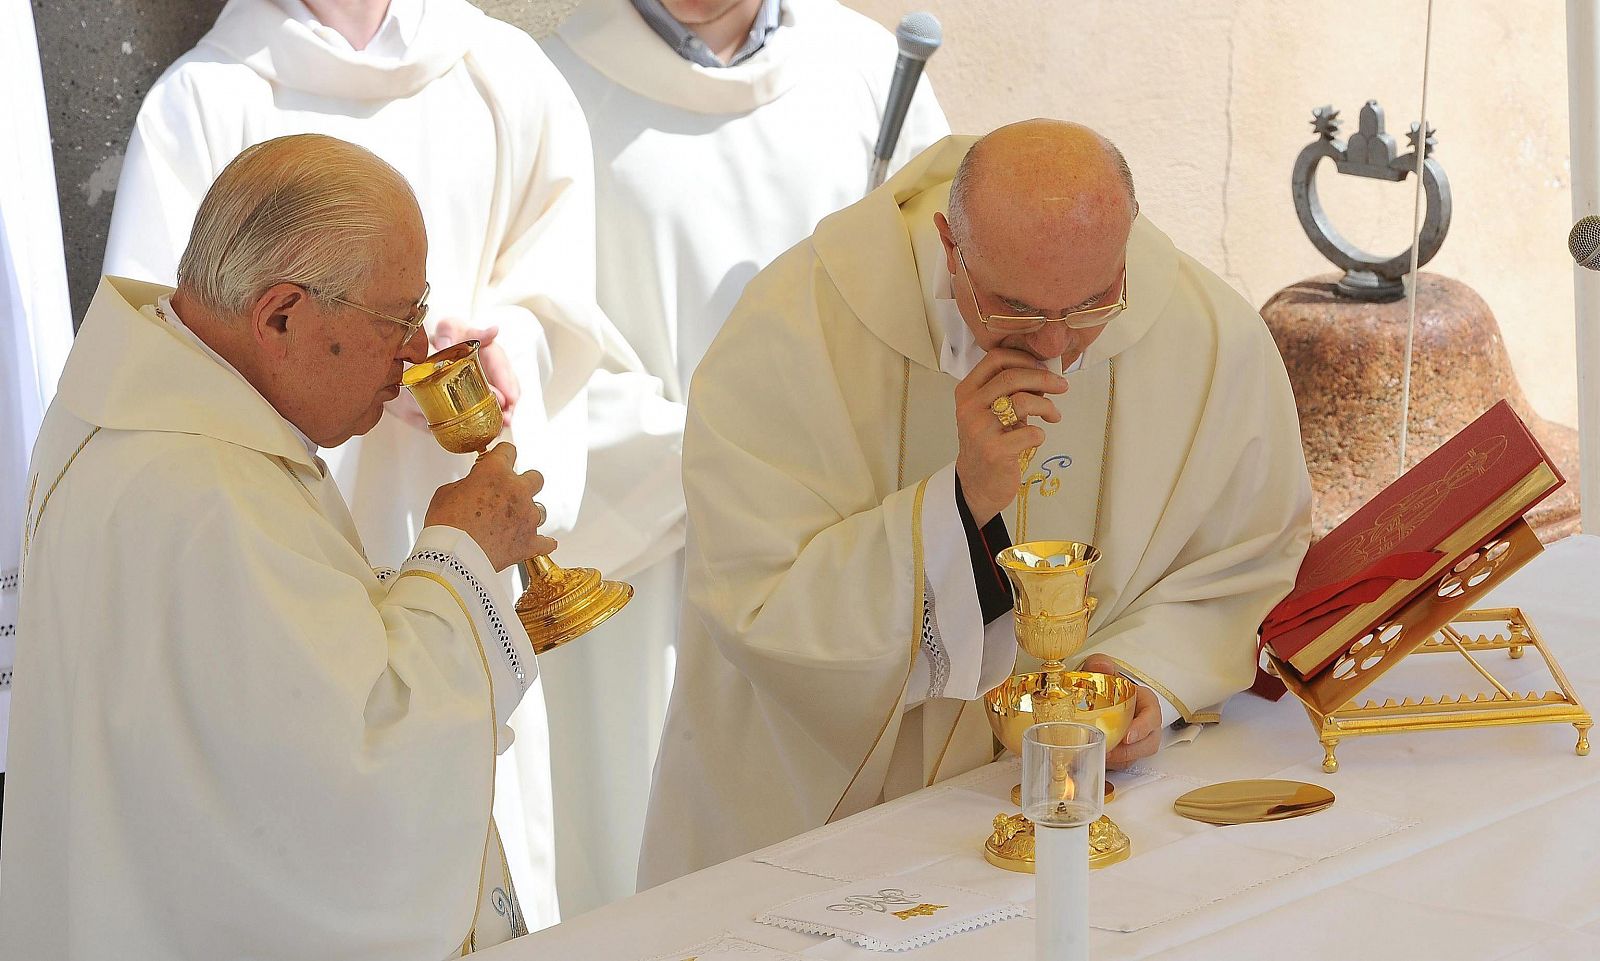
[982,540,1134,872]
[402,340,633,653]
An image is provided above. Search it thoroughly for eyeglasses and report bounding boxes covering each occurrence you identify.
[956,246,1127,334]
[320,281,430,346]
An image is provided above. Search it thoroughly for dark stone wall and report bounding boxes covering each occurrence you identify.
[31,0,568,323]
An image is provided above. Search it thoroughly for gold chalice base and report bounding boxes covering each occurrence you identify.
[983,812,1131,873]
[516,558,634,655]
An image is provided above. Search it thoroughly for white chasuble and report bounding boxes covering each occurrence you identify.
[97,0,638,922]
[538,0,948,912]
[0,278,538,960]
[639,136,1313,886]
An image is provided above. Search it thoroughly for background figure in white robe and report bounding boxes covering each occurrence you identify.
[540,0,947,911]
[2,134,556,960]
[98,0,634,924]
[639,123,1313,885]
[0,0,75,783]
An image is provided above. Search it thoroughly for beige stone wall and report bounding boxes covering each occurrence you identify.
[847,0,1579,428]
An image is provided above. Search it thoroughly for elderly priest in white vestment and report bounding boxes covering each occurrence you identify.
[640,121,1314,885]
[0,135,553,959]
[99,0,641,922]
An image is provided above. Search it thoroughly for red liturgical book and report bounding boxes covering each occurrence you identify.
[1262,400,1563,678]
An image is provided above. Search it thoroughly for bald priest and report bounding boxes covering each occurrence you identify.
[641,121,1314,885]
[0,135,555,959]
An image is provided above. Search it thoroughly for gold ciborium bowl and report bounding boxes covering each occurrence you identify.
[984,670,1138,758]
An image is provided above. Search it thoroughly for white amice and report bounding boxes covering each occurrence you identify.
[539,0,948,914]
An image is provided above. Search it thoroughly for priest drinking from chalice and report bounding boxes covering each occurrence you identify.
[641,120,1315,886]
[1,135,559,959]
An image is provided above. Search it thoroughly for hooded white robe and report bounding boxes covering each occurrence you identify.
[0,277,537,960]
[97,0,634,923]
[538,0,949,911]
[638,136,1313,885]
[0,0,74,772]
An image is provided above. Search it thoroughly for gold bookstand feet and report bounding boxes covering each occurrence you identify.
[983,812,1131,873]
[515,555,633,655]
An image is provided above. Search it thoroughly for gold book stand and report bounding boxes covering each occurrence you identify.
[1267,518,1592,773]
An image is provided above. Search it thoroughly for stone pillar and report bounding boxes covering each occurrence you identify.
[1263,272,1581,542]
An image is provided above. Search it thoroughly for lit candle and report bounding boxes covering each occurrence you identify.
[1022,722,1104,961]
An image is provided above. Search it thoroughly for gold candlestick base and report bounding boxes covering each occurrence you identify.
[983,812,1131,873]
[515,555,634,655]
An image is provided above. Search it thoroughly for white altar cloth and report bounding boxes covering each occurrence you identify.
[479,535,1600,960]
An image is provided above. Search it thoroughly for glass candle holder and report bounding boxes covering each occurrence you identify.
[1023,721,1105,961]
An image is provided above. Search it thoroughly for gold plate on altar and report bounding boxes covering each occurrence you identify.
[1172,780,1334,825]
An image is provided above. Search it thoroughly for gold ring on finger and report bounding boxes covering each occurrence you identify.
[990,394,1021,428]
[532,500,547,527]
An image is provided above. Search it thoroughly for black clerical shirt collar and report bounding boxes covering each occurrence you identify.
[628,0,783,68]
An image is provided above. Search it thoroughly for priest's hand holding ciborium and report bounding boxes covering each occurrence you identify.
[402,340,632,653]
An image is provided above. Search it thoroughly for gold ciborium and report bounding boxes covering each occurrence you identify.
[402,341,633,653]
[982,540,1134,872]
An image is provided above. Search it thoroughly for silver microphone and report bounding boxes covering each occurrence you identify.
[867,12,943,193]
[1568,215,1600,269]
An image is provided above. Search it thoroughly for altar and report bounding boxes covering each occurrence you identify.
[479,534,1600,961]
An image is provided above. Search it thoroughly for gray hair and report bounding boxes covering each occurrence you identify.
[947,131,1139,245]
[176,133,416,318]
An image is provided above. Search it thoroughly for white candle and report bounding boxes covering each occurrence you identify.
[1034,822,1089,961]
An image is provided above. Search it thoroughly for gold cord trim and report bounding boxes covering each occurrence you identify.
[896,357,911,490]
[1097,653,1199,724]
[828,476,929,823]
[22,427,102,568]
[393,569,499,953]
[925,698,969,788]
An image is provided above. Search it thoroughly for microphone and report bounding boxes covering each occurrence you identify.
[1570,215,1600,269]
[867,12,943,193]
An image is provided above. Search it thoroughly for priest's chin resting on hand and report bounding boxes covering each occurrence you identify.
[639,120,1314,889]
[0,134,554,960]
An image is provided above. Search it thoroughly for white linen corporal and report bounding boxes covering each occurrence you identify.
[0,277,538,960]
[639,135,1313,887]
[538,0,948,914]
[97,0,647,923]
[0,0,74,774]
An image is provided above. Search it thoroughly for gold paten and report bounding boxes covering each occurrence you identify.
[979,539,1134,873]
[1269,518,1591,773]
[1172,779,1334,825]
[402,341,633,652]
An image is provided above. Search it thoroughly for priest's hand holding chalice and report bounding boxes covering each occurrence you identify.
[403,340,633,653]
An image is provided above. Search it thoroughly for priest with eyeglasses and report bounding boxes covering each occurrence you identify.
[640,120,1315,886]
[1,135,554,960]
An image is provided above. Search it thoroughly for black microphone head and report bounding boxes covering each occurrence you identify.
[1569,215,1600,269]
[896,12,942,62]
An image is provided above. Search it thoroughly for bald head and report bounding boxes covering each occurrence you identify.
[935,121,1138,365]
[947,120,1137,256]
[177,133,421,319]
